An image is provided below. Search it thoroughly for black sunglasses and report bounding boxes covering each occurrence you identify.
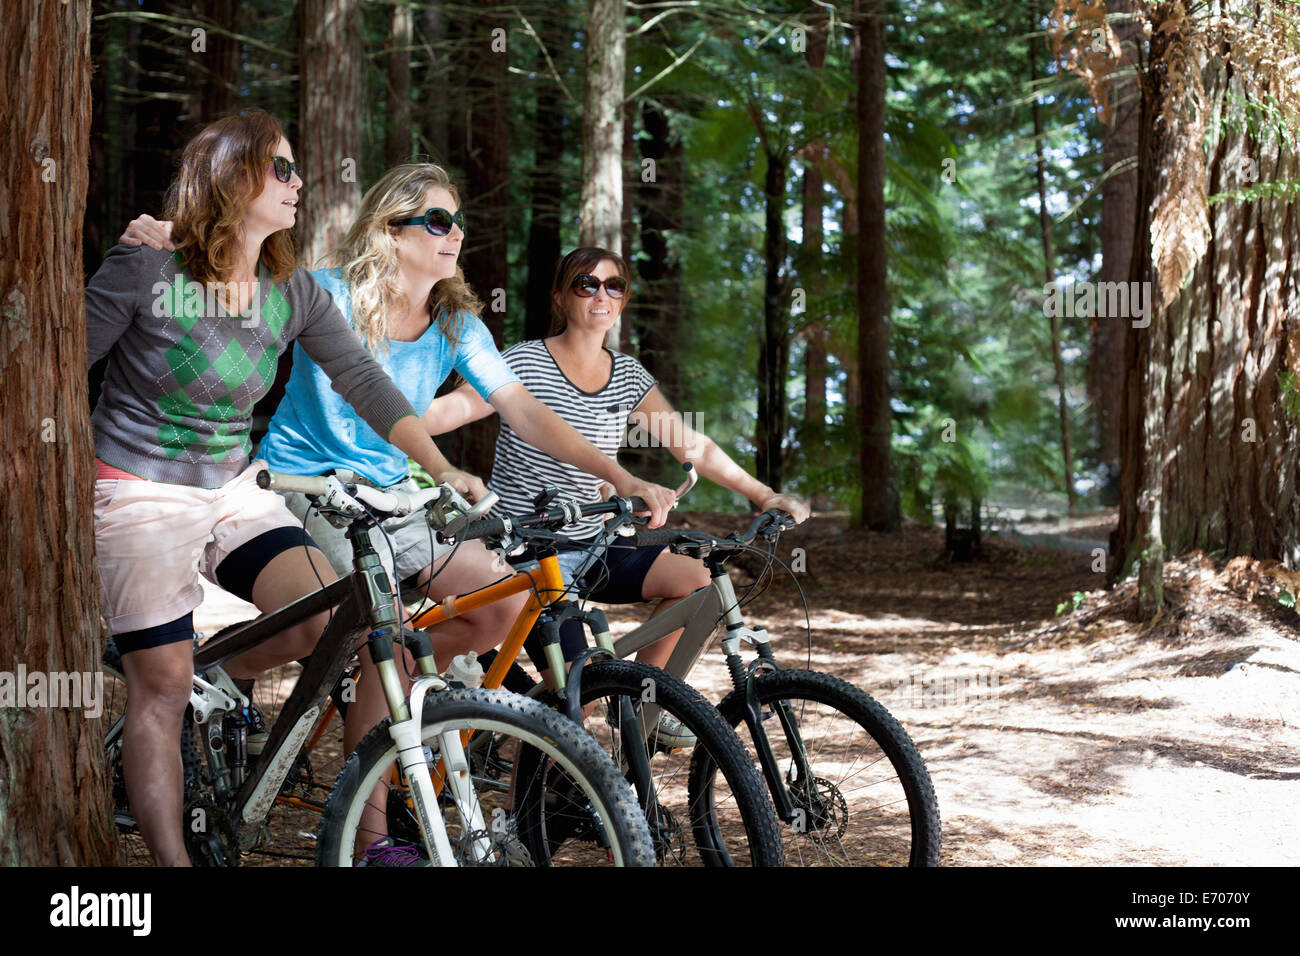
[571,273,629,298]
[267,155,301,184]
[390,207,467,237]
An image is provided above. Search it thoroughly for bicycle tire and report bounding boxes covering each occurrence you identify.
[691,669,941,867]
[316,687,656,866]
[521,659,785,867]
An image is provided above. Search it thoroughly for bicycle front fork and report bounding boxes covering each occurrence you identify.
[721,627,814,827]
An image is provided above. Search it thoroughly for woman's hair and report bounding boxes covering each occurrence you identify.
[164,110,297,288]
[548,247,634,335]
[325,163,480,353]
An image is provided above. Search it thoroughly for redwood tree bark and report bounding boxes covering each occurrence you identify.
[1029,2,1077,513]
[298,0,363,267]
[524,32,566,342]
[386,0,413,167]
[755,153,790,492]
[579,0,626,347]
[855,0,898,530]
[199,0,242,123]
[1113,16,1300,597]
[0,0,118,866]
[801,5,829,503]
[1092,0,1139,498]
[442,1,511,477]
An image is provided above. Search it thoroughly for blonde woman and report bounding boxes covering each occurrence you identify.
[90,114,476,865]
[123,170,675,861]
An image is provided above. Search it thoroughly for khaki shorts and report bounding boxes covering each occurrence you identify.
[278,475,453,589]
[93,460,304,634]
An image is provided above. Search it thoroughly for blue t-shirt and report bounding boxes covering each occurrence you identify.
[259,268,519,485]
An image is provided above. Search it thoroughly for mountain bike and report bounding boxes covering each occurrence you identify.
[101,471,655,867]
[407,479,786,867]
[470,469,942,867]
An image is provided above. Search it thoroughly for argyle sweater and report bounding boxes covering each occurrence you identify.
[86,244,416,488]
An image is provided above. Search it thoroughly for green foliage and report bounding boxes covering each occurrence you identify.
[1055,591,1086,616]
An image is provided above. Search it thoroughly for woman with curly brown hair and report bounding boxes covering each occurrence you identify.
[88,112,478,865]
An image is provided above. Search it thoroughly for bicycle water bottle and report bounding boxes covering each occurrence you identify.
[445,650,483,688]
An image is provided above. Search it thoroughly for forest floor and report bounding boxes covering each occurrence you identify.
[194,507,1300,866]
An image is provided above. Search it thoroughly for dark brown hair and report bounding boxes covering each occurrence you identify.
[164,110,297,288]
[548,247,634,335]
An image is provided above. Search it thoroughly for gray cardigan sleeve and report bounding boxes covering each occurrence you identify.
[287,268,416,439]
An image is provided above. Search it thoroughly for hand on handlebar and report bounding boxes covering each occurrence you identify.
[612,475,676,529]
[436,469,488,503]
[759,493,810,524]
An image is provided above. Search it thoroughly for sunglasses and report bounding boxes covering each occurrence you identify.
[267,156,301,184]
[390,207,467,237]
[570,273,629,298]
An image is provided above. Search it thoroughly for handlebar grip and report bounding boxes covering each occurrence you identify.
[629,529,691,547]
[257,470,329,495]
[453,515,507,543]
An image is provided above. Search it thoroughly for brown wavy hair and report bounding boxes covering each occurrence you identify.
[164,110,297,290]
[326,163,481,353]
[548,247,634,335]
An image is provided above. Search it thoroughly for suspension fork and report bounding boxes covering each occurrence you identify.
[542,604,660,842]
[712,571,814,825]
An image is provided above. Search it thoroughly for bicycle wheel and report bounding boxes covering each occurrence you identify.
[692,669,941,866]
[316,687,656,866]
[525,659,785,867]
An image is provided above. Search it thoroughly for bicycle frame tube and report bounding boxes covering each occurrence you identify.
[407,557,568,690]
[234,587,369,825]
[610,580,727,681]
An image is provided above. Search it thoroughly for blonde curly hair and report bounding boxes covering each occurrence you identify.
[325,163,481,352]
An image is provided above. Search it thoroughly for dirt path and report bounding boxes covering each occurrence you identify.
[193,512,1300,866]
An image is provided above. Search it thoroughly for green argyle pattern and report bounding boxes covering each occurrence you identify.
[150,257,291,463]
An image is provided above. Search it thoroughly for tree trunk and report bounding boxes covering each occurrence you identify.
[419,3,449,162]
[755,153,789,493]
[298,0,363,268]
[199,0,242,123]
[633,100,684,404]
[386,0,413,167]
[855,0,898,530]
[132,0,185,220]
[626,99,687,485]
[801,5,829,507]
[579,0,626,347]
[0,0,118,866]
[442,0,510,477]
[524,34,566,342]
[1091,0,1139,502]
[1029,3,1077,513]
[1113,14,1300,607]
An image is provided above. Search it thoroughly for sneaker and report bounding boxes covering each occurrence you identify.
[242,705,269,756]
[650,713,697,751]
[359,837,432,867]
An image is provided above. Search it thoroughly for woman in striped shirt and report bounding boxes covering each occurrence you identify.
[426,247,810,675]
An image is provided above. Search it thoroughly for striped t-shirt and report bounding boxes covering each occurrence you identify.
[488,338,656,537]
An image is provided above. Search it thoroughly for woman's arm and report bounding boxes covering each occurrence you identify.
[635,386,810,522]
[421,382,496,435]
[387,415,486,500]
[489,382,675,527]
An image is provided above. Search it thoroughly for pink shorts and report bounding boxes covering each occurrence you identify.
[94,461,302,634]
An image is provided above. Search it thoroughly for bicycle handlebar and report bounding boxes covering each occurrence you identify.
[255,469,494,524]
